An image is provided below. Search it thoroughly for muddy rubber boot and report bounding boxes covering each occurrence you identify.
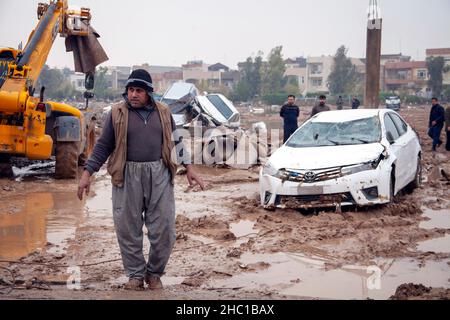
[123,278,144,291]
[145,274,163,290]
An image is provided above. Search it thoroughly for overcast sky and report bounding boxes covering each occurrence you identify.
[1,0,449,70]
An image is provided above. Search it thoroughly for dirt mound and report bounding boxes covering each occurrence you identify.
[232,196,261,213]
[390,283,450,300]
[175,214,233,241]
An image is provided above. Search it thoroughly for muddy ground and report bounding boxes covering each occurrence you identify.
[0,105,449,300]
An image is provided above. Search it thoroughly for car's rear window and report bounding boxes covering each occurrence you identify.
[206,95,234,119]
[286,116,382,147]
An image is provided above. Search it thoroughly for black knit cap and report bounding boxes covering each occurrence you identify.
[126,69,154,93]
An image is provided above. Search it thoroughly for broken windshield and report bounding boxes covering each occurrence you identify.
[286,116,381,148]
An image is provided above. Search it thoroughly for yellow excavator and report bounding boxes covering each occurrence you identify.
[0,0,108,178]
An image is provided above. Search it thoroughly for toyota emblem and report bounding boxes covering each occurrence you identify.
[304,171,316,182]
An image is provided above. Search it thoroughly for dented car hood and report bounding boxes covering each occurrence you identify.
[270,143,385,170]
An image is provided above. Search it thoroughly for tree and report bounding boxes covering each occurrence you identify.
[233,52,263,101]
[36,64,65,97]
[427,56,450,98]
[328,45,358,95]
[282,75,300,95]
[261,46,286,96]
[93,66,112,99]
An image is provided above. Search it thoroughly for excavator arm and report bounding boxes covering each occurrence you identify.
[0,0,108,178]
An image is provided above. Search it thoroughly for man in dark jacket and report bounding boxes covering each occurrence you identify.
[311,95,331,117]
[445,104,450,151]
[336,95,344,110]
[428,97,445,151]
[280,95,300,143]
[351,96,361,109]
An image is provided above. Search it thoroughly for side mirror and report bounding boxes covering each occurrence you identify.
[386,131,395,144]
[85,72,95,90]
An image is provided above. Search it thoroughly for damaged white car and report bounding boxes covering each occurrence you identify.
[260,109,422,209]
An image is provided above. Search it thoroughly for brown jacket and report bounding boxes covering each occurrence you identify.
[107,101,177,187]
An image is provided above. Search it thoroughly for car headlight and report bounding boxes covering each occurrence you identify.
[262,162,279,176]
[341,163,374,176]
[341,155,384,176]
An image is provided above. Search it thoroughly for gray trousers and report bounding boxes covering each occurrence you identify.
[112,160,176,279]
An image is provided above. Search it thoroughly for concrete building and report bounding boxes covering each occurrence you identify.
[182,60,239,89]
[305,56,334,94]
[360,53,411,91]
[284,57,307,94]
[384,61,429,96]
[132,65,182,93]
[68,72,85,91]
[107,66,131,91]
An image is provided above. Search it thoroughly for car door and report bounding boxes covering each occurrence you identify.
[388,112,418,186]
[383,114,408,192]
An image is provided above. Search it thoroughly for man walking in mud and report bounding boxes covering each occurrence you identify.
[280,95,300,143]
[77,69,204,291]
[428,97,445,152]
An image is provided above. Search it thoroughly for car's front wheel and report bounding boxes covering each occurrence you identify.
[389,170,395,202]
[407,155,422,191]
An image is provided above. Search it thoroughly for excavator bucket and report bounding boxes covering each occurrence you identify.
[65,24,108,74]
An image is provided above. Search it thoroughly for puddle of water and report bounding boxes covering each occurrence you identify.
[420,208,450,230]
[85,180,112,219]
[229,220,259,246]
[417,235,450,253]
[0,191,85,260]
[209,252,450,300]
[230,220,257,238]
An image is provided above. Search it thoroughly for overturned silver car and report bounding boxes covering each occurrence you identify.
[161,82,240,129]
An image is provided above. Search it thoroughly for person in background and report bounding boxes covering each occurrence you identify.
[427,97,445,152]
[311,95,331,117]
[280,95,300,143]
[336,95,344,110]
[351,96,361,109]
[444,103,450,151]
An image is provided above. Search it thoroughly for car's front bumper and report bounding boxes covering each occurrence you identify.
[259,168,390,209]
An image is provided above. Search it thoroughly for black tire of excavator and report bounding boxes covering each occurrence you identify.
[78,123,96,166]
[55,142,78,179]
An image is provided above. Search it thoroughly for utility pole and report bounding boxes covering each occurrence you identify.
[365,0,382,109]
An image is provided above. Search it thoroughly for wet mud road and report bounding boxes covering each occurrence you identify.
[0,106,449,300]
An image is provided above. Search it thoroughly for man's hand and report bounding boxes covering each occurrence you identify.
[77,170,92,200]
[432,121,437,126]
[185,165,205,190]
